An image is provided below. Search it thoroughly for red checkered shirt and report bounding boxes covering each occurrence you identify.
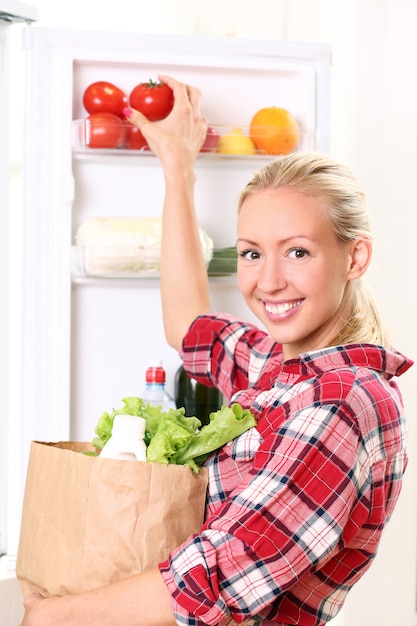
[159,313,413,626]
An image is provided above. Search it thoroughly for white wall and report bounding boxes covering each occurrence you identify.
[283,3,417,625]
[7,1,417,625]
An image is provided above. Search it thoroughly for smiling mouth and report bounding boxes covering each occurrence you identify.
[264,299,304,315]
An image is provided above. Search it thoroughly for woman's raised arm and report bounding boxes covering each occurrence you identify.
[125,76,211,351]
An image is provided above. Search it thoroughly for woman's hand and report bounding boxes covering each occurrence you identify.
[20,593,65,626]
[124,74,208,178]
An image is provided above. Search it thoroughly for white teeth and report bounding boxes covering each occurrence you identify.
[265,300,302,315]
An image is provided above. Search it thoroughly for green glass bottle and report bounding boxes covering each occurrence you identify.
[174,365,223,426]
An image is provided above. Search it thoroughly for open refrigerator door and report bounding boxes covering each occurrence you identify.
[15,25,331,537]
[0,0,37,562]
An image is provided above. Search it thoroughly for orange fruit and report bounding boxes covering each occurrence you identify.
[249,107,300,155]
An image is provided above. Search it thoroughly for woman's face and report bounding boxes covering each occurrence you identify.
[237,188,357,359]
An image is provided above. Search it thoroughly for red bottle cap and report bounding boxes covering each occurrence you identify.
[146,358,166,383]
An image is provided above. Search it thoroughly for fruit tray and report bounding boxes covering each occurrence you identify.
[71,119,318,157]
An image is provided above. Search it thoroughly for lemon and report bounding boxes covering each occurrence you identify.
[216,127,257,155]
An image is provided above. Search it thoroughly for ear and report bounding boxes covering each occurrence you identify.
[347,237,372,280]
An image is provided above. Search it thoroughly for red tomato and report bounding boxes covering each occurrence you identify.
[85,112,126,149]
[123,122,149,151]
[200,125,220,153]
[83,82,128,118]
[129,80,174,121]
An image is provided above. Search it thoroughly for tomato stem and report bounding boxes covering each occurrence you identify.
[145,78,161,89]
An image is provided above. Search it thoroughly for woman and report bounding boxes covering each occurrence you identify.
[21,76,413,626]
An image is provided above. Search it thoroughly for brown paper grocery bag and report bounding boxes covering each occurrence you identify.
[16,441,208,598]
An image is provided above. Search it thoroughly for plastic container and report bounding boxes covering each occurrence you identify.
[100,414,147,461]
[175,365,223,426]
[71,245,236,279]
[72,119,319,156]
[72,216,214,278]
[141,359,176,411]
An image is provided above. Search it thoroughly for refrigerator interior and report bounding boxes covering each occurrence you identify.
[20,26,331,454]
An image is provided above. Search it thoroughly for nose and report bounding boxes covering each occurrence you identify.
[257,254,287,293]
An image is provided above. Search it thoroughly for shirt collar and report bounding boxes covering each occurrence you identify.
[282,343,414,379]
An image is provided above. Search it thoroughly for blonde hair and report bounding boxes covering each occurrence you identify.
[237,152,389,347]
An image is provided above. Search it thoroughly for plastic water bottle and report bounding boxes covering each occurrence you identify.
[141,358,176,411]
[174,365,223,426]
[100,414,147,461]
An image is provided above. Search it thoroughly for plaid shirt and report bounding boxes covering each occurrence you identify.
[159,313,413,626]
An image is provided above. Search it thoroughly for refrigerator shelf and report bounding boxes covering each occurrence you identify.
[71,274,237,286]
[72,148,283,163]
[71,119,318,158]
[71,245,238,280]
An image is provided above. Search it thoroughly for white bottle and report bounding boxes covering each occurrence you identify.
[141,358,176,411]
[100,414,147,461]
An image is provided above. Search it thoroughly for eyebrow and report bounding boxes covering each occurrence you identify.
[236,235,311,246]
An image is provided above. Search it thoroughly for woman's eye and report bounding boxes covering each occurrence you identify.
[238,249,261,261]
[288,247,309,259]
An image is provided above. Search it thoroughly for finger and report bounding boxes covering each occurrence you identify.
[157,74,184,93]
[159,75,203,119]
[186,84,203,112]
[23,593,43,609]
[123,107,149,129]
[157,74,195,105]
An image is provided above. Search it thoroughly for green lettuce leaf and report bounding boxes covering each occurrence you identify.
[91,397,200,451]
[92,397,147,450]
[146,415,196,464]
[92,411,115,450]
[171,403,257,469]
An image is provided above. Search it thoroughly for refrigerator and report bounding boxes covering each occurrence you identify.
[1,15,331,560]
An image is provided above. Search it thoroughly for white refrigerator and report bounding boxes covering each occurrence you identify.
[1,13,331,571]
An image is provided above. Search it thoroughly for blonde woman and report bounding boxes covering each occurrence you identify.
[21,77,413,626]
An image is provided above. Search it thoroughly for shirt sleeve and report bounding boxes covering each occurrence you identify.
[180,313,282,400]
[159,397,372,626]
